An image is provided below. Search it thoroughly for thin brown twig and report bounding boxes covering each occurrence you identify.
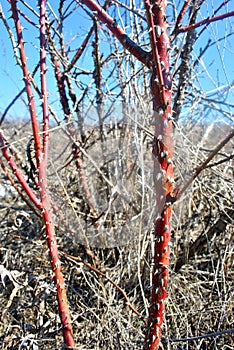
[168,328,234,343]
[177,128,234,199]
[62,252,145,321]
[67,25,94,72]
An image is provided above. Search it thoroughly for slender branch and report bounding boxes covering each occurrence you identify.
[0,133,42,209]
[38,2,75,347]
[177,128,234,199]
[172,2,201,121]
[52,57,98,220]
[196,1,232,38]
[172,0,190,36]
[168,328,234,343]
[204,153,234,169]
[178,10,234,33]
[0,88,25,126]
[0,3,21,67]
[66,25,94,72]
[79,0,151,66]
[111,0,147,21]
[0,157,40,216]
[9,0,42,166]
[62,252,145,321]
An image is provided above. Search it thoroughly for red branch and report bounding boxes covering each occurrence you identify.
[39,0,49,158]
[174,0,190,32]
[178,10,234,33]
[39,2,75,347]
[67,25,94,72]
[42,209,75,348]
[81,0,150,66]
[143,1,174,349]
[0,133,42,209]
[144,0,168,107]
[9,0,42,167]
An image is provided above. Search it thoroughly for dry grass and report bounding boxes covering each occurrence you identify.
[0,120,233,349]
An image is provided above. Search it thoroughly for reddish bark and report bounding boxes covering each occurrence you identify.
[38,2,75,347]
[0,133,42,209]
[175,0,190,27]
[81,0,150,66]
[9,0,42,168]
[143,1,174,349]
[5,2,76,348]
[178,10,234,33]
[42,209,75,348]
[80,0,174,347]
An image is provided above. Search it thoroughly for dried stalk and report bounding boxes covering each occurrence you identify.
[62,252,144,321]
[177,128,234,200]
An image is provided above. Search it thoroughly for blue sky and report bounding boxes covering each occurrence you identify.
[0,0,233,123]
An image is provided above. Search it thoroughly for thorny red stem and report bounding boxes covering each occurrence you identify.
[144,1,174,349]
[43,210,75,348]
[2,2,76,348]
[39,2,75,347]
[39,0,49,158]
[0,133,42,209]
[144,0,168,107]
[81,0,151,66]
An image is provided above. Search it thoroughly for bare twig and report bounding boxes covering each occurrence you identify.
[62,252,145,321]
[177,128,234,199]
[167,328,234,343]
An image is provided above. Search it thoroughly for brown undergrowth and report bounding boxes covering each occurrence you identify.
[0,121,233,349]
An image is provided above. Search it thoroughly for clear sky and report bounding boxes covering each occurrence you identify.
[0,0,233,123]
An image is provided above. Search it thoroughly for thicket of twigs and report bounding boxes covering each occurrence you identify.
[0,1,233,349]
[0,120,233,349]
